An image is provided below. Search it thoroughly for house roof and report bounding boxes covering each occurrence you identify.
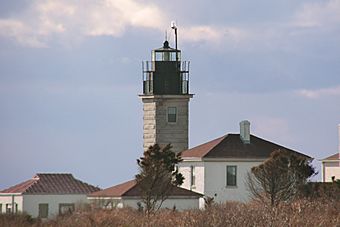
[1,173,100,195]
[88,180,203,198]
[182,134,311,159]
[321,153,339,161]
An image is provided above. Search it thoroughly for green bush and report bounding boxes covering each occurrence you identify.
[299,182,340,200]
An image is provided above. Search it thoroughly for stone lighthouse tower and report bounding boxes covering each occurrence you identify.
[140,35,193,153]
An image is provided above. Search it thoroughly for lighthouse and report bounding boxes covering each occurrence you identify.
[139,28,193,153]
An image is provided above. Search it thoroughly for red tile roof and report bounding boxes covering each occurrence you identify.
[1,173,100,194]
[322,153,340,161]
[182,134,311,159]
[0,179,37,194]
[88,180,203,198]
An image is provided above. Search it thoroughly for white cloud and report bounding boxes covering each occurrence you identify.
[297,85,340,99]
[2,0,338,50]
[0,19,47,48]
[0,0,166,47]
[84,0,166,36]
[0,0,252,48]
[293,0,340,28]
[180,25,248,44]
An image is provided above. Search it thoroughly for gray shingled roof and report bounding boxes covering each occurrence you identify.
[182,134,311,159]
[89,180,203,198]
[1,173,100,194]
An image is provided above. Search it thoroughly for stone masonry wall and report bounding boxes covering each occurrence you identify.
[142,99,157,151]
[141,95,191,153]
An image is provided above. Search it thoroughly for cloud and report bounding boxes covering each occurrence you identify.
[0,0,166,47]
[1,0,339,50]
[83,0,165,36]
[180,25,248,44]
[0,0,251,48]
[297,85,340,99]
[293,0,340,28]
[0,19,48,48]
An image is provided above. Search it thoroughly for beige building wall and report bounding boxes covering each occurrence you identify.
[23,194,88,218]
[0,194,23,213]
[322,161,340,182]
[140,95,192,153]
[203,160,263,203]
[89,196,201,210]
[322,124,340,182]
[179,159,264,203]
[179,161,205,194]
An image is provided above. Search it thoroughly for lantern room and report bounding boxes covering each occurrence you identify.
[142,40,190,95]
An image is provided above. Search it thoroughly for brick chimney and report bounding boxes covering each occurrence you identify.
[240,120,250,144]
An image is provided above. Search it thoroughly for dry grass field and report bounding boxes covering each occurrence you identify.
[1,197,339,227]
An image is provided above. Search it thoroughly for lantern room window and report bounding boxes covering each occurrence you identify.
[152,51,180,61]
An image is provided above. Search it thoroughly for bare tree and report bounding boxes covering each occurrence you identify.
[135,144,184,215]
[247,149,316,207]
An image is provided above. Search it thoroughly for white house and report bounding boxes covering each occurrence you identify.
[178,120,311,204]
[321,124,340,182]
[0,173,100,218]
[87,179,203,210]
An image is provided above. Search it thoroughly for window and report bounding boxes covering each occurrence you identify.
[5,203,17,214]
[190,166,196,187]
[39,204,49,218]
[167,107,177,123]
[154,52,163,61]
[226,166,237,186]
[152,51,179,61]
[6,204,11,214]
[59,203,75,215]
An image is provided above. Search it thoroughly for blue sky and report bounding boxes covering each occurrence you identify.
[1,0,339,189]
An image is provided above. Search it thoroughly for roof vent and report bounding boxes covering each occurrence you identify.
[163,40,170,48]
[240,120,250,144]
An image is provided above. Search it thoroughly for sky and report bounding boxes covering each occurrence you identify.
[0,0,339,189]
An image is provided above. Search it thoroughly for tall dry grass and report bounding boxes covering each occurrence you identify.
[1,198,339,227]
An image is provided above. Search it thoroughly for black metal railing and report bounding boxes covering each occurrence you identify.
[142,61,190,95]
